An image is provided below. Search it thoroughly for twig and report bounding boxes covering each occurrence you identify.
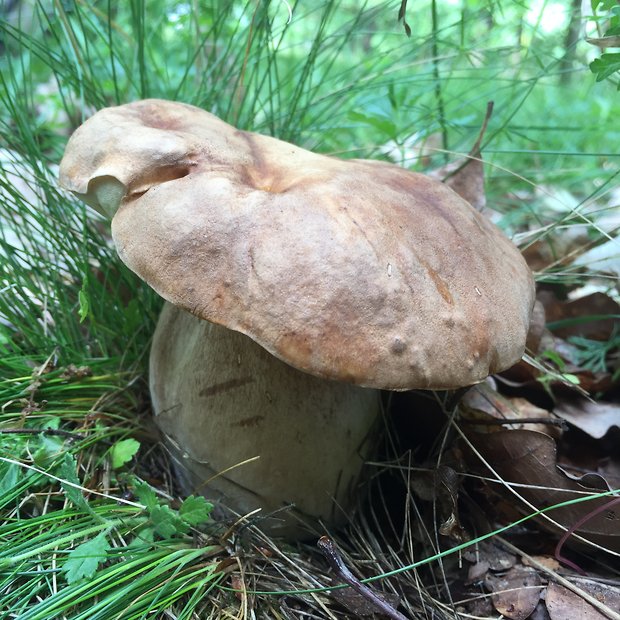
[0,428,86,441]
[317,536,409,620]
[497,536,620,620]
[441,101,494,183]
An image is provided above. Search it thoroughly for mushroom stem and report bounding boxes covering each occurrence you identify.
[150,302,381,539]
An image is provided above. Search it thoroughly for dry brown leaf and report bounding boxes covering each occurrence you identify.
[486,566,542,620]
[521,230,588,272]
[546,582,620,620]
[461,383,561,436]
[429,102,493,211]
[464,429,620,551]
[501,329,615,395]
[527,299,547,354]
[522,555,561,572]
[461,379,515,422]
[586,35,620,48]
[531,600,553,620]
[408,465,466,540]
[436,154,486,211]
[542,292,620,341]
[462,541,517,571]
[467,559,490,583]
[555,399,620,439]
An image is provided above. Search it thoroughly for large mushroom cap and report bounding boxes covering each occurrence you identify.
[60,99,535,390]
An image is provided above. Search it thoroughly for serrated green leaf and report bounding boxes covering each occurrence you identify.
[63,532,110,584]
[133,480,158,511]
[110,438,140,469]
[179,495,213,526]
[58,453,90,512]
[590,53,620,82]
[128,526,155,549]
[151,504,188,538]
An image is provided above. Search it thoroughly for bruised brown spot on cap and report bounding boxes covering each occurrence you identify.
[420,260,454,305]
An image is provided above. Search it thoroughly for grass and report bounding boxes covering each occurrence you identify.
[1,0,619,618]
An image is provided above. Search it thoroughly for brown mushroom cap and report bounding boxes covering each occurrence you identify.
[60,99,535,390]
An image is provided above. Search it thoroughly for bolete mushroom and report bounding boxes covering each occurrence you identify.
[59,99,535,538]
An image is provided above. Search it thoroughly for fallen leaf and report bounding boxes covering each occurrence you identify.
[586,35,620,48]
[521,227,587,272]
[522,555,561,572]
[526,300,547,354]
[430,102,493,211]
[463,429,620,551]
[462,541,517,571]
[461,384,561,437]
[437,154,486,211]
[486,566,542,620]
[543,292,620,342]
[555,399,620,439]
[531,600,552,620]
[545,582,620,620]
[467,559,490,583]
[573,236,620,279]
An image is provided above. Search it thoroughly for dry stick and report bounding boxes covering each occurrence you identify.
[441,100,495,184]
[0,428,85,441]
[496,536,620,620]
[317,537,410,620]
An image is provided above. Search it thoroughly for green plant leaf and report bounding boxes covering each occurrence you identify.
[590,53,620,82]
[133,479,158,511]
[58,453,91,513]
[32,435,64,468]
[179,495,213,526]
[110,438,140,469]
[592,0,618,11]
[150,504,188,538]
[63,532,110,584]
[127,526,155,549]
[0,462,20,495]
[347,110,397,137]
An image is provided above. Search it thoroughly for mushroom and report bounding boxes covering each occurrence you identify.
[59,99,535,538]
